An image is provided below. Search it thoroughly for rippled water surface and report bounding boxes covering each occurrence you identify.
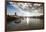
[7,18,44,31]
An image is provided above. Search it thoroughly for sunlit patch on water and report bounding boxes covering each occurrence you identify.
[26,17,30,24]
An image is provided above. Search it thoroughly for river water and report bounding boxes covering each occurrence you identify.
[7,17,44,31]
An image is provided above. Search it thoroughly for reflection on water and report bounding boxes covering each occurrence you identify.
[7,18,44,31]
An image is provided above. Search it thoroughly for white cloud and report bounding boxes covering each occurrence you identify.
[7,2,43,16]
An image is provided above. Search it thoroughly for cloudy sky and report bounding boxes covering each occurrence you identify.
[7,2,43,16]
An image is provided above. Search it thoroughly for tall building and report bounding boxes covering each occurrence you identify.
[15,12,17,16]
